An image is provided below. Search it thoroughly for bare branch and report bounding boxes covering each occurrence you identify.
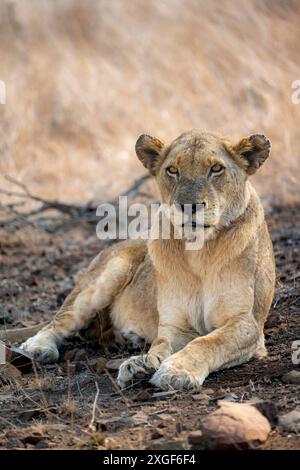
[88,381,100,432]
[0,173,153,233]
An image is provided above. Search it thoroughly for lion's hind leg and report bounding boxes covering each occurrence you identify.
[21,254,136,363]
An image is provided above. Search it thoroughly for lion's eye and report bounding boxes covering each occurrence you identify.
[210,163,224,174]
[166,166,179,177]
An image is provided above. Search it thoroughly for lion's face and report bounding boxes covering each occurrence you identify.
[136,130,270,238]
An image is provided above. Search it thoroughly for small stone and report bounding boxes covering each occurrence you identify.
[98,415,130,432]
[35,440,49,449]
[278,410,300,432]
[105,357,126,370]
[282,370,300,385]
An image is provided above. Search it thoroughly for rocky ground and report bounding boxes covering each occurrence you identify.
[0,204,299,450]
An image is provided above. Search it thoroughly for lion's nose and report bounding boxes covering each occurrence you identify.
[192,202,207,213]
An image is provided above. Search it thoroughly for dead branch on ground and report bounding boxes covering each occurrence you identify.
[0,174,152,233]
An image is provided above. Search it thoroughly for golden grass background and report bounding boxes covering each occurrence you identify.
[0,0,299,207]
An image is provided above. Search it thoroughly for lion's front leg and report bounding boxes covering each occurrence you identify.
[151,313,260,390]
[117,325,197,388]
[21,255,134,363]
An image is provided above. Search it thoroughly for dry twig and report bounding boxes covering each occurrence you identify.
[0,174,151,232]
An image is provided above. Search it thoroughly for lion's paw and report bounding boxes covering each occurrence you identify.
[150,356,206,391]
[21,334,59,364]
[117,354,161,388]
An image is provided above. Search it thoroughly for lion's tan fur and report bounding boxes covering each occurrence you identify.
[17,130,275,390]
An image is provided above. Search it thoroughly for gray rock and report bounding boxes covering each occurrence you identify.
[282,370,300,384]
[278,410,300,432]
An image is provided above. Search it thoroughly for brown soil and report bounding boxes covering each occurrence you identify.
[0,205,299,450]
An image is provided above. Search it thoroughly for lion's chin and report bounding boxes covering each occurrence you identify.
[181,225,217,249]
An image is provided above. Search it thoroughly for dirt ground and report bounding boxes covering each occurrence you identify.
[0,203,299,450]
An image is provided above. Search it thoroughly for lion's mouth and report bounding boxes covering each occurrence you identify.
[182,221,210,228]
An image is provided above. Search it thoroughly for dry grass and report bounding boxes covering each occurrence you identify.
[0,0,299,207]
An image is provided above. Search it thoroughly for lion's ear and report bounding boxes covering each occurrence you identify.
[233,134,271,175]
[135,134,165,175]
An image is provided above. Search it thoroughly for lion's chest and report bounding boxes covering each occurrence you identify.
[179,268,252,334]
[152,244,240,334]
[173,257,237,334]
[184,282,219,335]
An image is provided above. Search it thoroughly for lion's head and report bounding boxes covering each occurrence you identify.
[135,130,270,239]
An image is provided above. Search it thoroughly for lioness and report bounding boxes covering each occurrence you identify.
[12,130,276,390]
